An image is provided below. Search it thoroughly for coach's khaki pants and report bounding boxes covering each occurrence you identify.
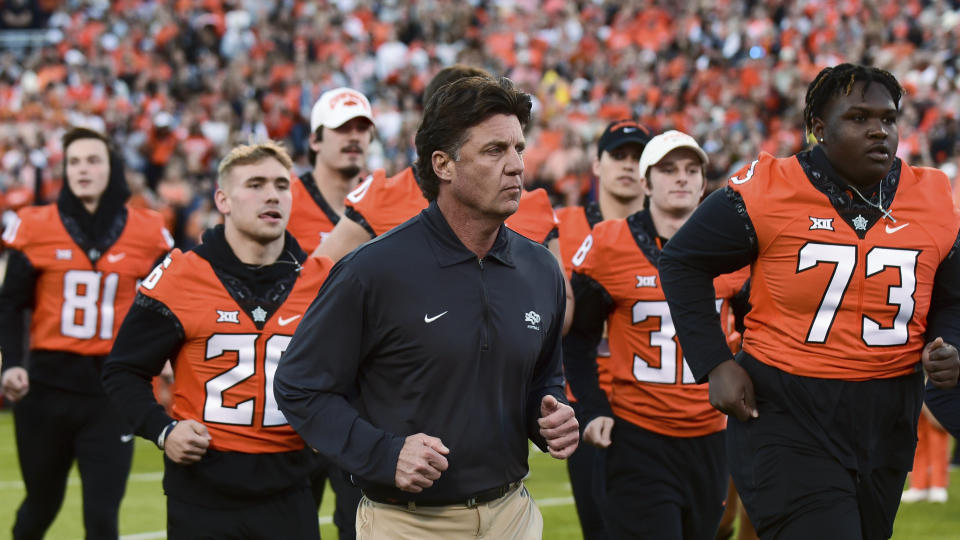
[355,483,543,539]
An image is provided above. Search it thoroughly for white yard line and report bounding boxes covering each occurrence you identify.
[0,471,163,490]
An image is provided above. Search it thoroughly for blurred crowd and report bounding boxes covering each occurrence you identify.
[1,0,959,248]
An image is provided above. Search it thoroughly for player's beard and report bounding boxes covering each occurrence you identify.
[338,165,361,180]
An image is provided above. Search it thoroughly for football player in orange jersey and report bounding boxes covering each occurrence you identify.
[556,118,650,540]
[288,86,371,536]
[287,87,375,254]
[660,64,960,540]
[565,130,748,539]
[0,127,173,539]
[103,142,331,539]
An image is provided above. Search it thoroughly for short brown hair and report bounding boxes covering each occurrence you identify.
[414,76,532,201]
[62,126,110,154]
[218,141,293,188]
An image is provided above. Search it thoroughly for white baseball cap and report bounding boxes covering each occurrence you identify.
[309,87,374,132]
[638,130,708,179]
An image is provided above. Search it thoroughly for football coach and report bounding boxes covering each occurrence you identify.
[275,75,578,539]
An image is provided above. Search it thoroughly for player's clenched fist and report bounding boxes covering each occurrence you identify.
[538,395,579,459]
[708,359,758,422]
[583,416,613,448]
[923,337,960,389]
[395,433,449,493]
[1,367,29,402]
[164,420,211,465]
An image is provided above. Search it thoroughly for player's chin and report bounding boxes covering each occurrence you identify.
[251,225,286,243]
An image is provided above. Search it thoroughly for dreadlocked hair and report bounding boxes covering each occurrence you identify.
[803,63,903,136]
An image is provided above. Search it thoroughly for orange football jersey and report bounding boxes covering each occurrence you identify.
[506,188,559,245]
[345,166,558,244]
[557,204,612,402]
[138,249,333,453]
[557,205,597,278]
[345,168,424,237]
[287,173,340,253]
[2,205,172,355]
[573,216,747,437]
[730,152,960,380]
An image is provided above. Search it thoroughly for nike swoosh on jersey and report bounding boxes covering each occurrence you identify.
[106,253,126,263]
[120,433,134,443]
[885,223,909,234]
[424,311,448,323]
[278,315,301,326]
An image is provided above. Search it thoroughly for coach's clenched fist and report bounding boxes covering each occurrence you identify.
[395,433,450,493]
[538,395,579,459]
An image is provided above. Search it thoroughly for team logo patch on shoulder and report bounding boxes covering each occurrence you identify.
[809,217,834,231]
[525,311,541,331]
[636,275,657,288]
[216,310,240,324]
[55,249,73,260]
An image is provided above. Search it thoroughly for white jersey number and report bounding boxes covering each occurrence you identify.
[630,300,720,384]
[797,243,919,346]
[61,270,119,340]
[203,333,291,427]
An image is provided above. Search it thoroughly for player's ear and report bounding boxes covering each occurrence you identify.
[308,130,322,153]
[810,117,825,145]
[214,184,230,215]
[591,156,602,178]
[432,150,455,183]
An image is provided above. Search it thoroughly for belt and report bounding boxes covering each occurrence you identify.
[363,481,522,509]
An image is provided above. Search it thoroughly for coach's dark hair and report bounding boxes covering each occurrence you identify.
[415,76,532,201]
[803,63,903,137]
[422,64,490,106]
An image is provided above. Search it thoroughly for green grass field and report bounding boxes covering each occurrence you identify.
[0,410,958,539]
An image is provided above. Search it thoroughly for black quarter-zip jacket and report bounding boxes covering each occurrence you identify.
[276,201,567,504]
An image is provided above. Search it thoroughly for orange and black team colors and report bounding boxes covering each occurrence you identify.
[286,172,342,253]
[345,166,559,244]
[557,203,611,401]
[103,227,332,539]
[567,213,748,437]
[0,131,173,540]
[564,209,748,540]
[3,206,172,356]
[137,248,330,453]
[729,152,958,380]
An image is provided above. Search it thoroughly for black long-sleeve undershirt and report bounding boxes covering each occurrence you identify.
[101,294,184,442]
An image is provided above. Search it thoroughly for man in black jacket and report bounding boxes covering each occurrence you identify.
[276,76,579,539]
[102,141,329,539]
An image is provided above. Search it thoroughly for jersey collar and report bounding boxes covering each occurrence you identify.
[421,202,515,268]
